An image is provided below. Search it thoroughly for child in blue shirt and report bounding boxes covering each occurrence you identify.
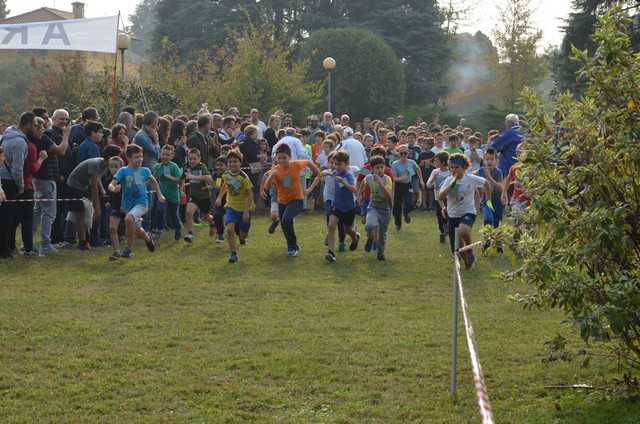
[108,144,165,258]
[325,151,359,263]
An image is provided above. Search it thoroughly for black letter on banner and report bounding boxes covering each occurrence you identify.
[42,23,70,46]
[1,27,27,45]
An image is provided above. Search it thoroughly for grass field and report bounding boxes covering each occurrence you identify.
[1,212,639,423]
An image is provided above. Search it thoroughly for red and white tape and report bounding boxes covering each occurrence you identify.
[454,250,494,424]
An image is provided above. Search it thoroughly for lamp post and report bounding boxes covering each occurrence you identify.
[117,33,131,82]
[322,57,336,113]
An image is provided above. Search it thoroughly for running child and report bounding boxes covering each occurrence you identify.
[152,144,183,240]
[360,155,393,261]
[477,147,504,253]
[438,153,492,270]
[325,151,359,263]
[261,143,320,257]
[391,144,425,230]
[210,157,227,243]
[106,156,125,260]
[183,148,211,243]
[215,150,254,263]
[427,151,451,246]
[109,144,165,258]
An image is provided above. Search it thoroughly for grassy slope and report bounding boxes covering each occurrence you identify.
[1,213,638,423]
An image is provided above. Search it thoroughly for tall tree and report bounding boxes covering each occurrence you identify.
[301,27,405,119]
[347,0,449,105]
[493,0,547,109]
[129,0,160,54]
[0,0,9,20]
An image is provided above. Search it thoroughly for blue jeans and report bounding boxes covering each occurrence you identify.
[393,182,413,228]
[154,201,181,236]
[482,200,504,228]
[278,199,303,250]
[33,179,57,247]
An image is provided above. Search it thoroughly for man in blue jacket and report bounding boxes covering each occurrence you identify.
[489,113,523,176]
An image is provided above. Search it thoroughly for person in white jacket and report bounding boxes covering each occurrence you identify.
[338,127,367,169]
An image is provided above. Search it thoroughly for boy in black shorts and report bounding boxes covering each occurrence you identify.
[183,148,212,243]
[325,151,359,263]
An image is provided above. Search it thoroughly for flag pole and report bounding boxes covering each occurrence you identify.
[111,11,121,124]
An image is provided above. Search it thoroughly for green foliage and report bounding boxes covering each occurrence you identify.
[128,0,160,55]
[27,54,118,123]
[493,0,548,109]
[301,28,405,120]
[138,28,320,119]
[0,56,36,115]
[503,7,640,373]
[147,0,449,106]
[218,28,321,123]
[0,0,9,20]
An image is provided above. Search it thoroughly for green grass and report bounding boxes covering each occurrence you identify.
[1,212,639,423]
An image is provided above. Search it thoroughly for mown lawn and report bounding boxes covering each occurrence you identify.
[1,212,638,423]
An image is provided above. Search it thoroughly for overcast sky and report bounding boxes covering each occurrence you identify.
[7,0,574,48]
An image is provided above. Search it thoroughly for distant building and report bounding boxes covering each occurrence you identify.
[0,2,85,24]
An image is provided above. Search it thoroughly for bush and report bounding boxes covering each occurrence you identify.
[501,7,640,375]
[300,28,405,120]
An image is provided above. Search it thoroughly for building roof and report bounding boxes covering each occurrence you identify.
[0,7,75,24]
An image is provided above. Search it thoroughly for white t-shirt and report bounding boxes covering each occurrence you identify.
[272,136,308,161]
[431,146,444,155]
[427,168,451,191]
[440,174,486,218]
[464,148,484,173]
[338,137,367,169]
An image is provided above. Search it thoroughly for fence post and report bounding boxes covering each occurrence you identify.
[451,227,460,400]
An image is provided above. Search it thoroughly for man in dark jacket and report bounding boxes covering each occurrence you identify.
[34,109,71,251]
[0,112,35,258]
[490,113,523,176]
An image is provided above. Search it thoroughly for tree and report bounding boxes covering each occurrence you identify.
[346,0,449,105]
[0,0,9,20]
[300,28,405,120]
[493,0,547,109]
[500,7,640,376]
[218,27,322,123]
[146,0,449,105]
[129,0,160,54]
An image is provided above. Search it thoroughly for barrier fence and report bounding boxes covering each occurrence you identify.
[450,235,494,424]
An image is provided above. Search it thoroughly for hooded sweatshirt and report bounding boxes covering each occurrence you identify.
[0,126,28,191]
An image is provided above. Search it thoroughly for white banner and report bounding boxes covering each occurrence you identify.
[0,15,118,53]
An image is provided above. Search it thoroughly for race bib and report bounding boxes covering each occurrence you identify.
[282,175,292,188]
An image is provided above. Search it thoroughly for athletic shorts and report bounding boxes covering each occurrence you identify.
[190,197,211,214]
[110,208,126,220]
[449,213,476,229]
[365,206,390,228]
[127,204,148,228]
[224,208,244,226]
[68,187,89,212]
[332,207,356,227]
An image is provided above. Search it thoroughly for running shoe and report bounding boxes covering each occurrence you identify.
[325,250,337,263]
[349,233,360,251]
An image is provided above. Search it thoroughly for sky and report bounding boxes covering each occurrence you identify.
[6,0,574,48]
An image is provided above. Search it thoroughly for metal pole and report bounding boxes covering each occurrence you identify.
[120,49,126,82]
[328,71,332,113]
[451,227,460,399]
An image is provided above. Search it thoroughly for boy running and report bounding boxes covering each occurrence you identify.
[438,153,492,270]
[183,148,211,243]
[109,144,165,258]
[427,151,451,246]
[360,155,393,261]
[477,148,505,253]
[215,150,254,263]
[152,144,183,241]
[325,151,360,263]
[261,143,320,257]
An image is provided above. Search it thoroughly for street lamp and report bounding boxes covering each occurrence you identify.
[323,57,336,113]
[117,33,131,82]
